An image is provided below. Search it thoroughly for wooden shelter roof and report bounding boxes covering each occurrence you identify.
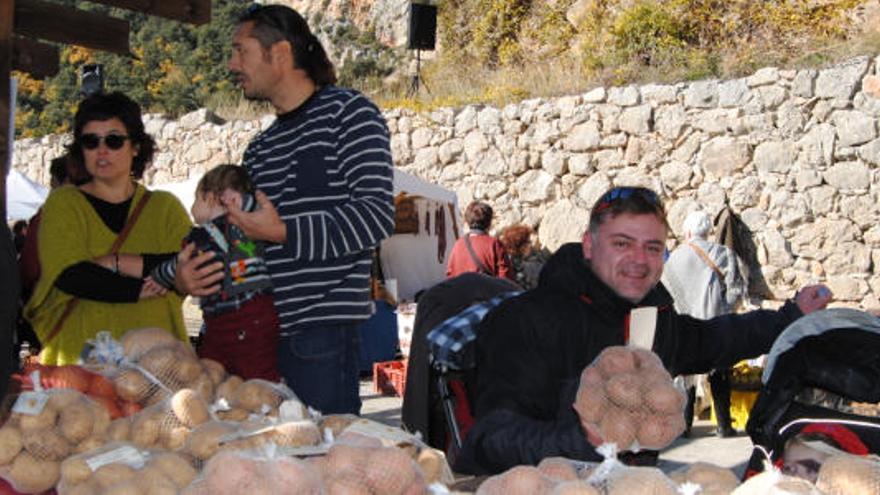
[1,0,212,219]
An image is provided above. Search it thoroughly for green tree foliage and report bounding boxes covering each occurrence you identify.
[14,0,242,138]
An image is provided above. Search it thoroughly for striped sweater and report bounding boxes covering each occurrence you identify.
[243,86,395,335]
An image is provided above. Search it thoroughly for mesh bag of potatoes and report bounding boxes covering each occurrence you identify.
[0,388,112,493]
[815,452,880,495]
[116,388,214,452]
[212,377,305,422]
[731,461,822,494]
[317,415,454,486]
[107,341,224,409]
[183,418,323,465]
[311,441,430,494]
[573,346,687,452]
[56,442,199,495]
[477,458,600,495]
[182,444,324,495]
[668,461,741,495]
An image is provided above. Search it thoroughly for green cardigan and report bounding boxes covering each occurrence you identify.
[25,184,192,365]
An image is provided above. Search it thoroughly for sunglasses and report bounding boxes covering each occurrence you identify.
[594,187,662,213]
[79,133,130,150]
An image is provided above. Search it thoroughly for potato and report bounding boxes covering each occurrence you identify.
[131,412,161,448]
[478,465,554,495]
[171,389,211,428]
[551,480,601,494]
[93,462,138,489]
[150,452,198,488]
[644,381,686,415]
[325,444,371,476]
[22,427,71,460]
[74,434,107,454]
[364,446,425,494]
[121,327,178,358]
[177,357,203,384]
[134,466,178,495]
[537,457,579,481]
[324,470,372,494]
[186,421,237,460]
[598,408,637,449]
[320,414,359,438]
[103,480,144,495]
[669,462,739,495]
[66,480,101,495]
[233,380,282,412]
[573,384,607,424]
[200,359,227,387]
[416,447,447,484]
[138,347,180,378]
[0,426,23,465]
[60,402,94,443]
[215,375,243,401]
[817,453,880,495]
[272,420,322,447]
[605,373,643,409]
[596,346,637,376]
[47,388,84,409]
[161,425,190,451]
[61,455,94,485]
[114,368,154,403]
[202,451,272,493]
[92,399,113,435]
[8,453,61,493]
[189,372,215,402]
[108,418,132,442]
[18,403,58,431]
[607,466,677,495]
[216,407,250,422]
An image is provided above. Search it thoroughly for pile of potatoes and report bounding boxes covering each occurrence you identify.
[573,346,687,451]
[477,458,682,495]
[111,342,226,409]
[183,419,323,463]
[0,389,111,493]
[182,449,324,495]
[816,452,880,495]
[107,388,214,452]
[213,378,303,422]
[58,445,199,495]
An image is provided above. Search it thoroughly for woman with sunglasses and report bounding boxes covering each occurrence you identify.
[25,92,192,365]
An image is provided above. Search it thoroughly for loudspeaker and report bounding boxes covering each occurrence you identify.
[81,64,104,97]
[408,3,437,51]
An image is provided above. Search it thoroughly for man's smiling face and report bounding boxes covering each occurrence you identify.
[582,212,667,303]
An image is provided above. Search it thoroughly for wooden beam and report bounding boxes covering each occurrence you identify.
[91,0,212,26]
[14,0,130,56]
[12,36,59,78]
[1,0,11,221]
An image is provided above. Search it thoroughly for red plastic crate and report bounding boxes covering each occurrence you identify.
[373,359,408,397]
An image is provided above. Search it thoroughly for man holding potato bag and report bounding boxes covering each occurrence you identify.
[455,186,832,475]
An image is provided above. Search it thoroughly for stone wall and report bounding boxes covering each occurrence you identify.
[13,55,880,307]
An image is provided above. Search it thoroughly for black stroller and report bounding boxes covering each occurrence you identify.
[744,308,880,478]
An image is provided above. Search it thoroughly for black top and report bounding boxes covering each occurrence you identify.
[454,242,804,475]
[54,190,173,303]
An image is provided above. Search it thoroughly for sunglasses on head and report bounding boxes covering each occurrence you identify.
[594,187,662,213]
[79,134,130,150]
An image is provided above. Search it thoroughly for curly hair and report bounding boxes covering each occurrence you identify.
[499,224,533,257]
[67,92,155,181]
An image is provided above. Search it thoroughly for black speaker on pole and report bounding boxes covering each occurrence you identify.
[408,3,437,51]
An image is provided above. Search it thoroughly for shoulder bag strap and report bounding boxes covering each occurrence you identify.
[42,190,153,347]
[463,233,492,275]
[687,241,725,281]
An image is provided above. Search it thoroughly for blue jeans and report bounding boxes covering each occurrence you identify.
[278,323,362,415]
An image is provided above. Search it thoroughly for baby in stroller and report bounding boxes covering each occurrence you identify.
[744,308,880,481]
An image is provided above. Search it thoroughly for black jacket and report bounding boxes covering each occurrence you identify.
[454,242,803,474]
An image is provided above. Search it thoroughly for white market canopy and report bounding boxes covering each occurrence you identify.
[6,169,48,221]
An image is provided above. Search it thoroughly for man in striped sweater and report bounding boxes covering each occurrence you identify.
[175,4,394,415]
